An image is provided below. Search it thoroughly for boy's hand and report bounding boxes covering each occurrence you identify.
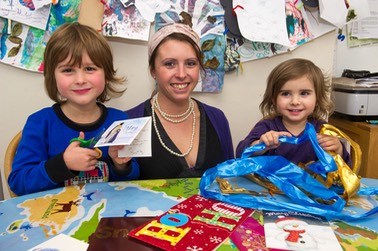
[64,132,100,171]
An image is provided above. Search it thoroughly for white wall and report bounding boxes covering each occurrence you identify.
[334,38,378,77]
[0,30,337,200]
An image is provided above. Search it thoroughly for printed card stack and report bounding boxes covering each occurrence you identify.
[128,194,254,250]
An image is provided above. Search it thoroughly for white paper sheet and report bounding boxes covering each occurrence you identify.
[319,0,348,28]
[0,0,51,30]
[28,234,88,251]
[233,0,291,46]
[134,0,170,22]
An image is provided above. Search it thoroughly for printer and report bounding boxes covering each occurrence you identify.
[332,77,378,121]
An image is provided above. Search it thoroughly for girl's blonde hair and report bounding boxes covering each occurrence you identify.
[259,58,334,120]
[43,22,125,103]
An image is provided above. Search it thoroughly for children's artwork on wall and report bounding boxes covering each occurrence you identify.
[155,0,226,37]
[0,1,81,72]
[234,0,291,47]
[1,0,374,87]
[300,4,335,39]
[155,0,226,92]
[46,0,81,30]
[132,0,171,22]
[286,0,312,46]
[1,21,45,71]
[234,1,336,63]
[318,0,349,29]
[0,0,52,30]
[102,0,151,41]
[236,39,289,63]
[196,33,226,92]
[0,15,4,33]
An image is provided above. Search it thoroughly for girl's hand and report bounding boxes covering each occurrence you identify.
[64,132,100,171]
[317,134,343,156]
[108,145,131,171]
[256,130,292,149]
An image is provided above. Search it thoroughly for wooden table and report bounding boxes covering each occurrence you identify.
[329,116,378,178]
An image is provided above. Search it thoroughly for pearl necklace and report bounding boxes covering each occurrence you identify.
[151,94,196,157]
[154,93,194,123]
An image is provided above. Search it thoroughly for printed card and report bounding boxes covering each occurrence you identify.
[263,211,342,251]
[230,211,285,251]
[128,194,254,251]
[27,233,88,251]
[94,117,151,157]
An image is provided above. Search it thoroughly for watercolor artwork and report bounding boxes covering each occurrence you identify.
[102,0,151,41]
[1,20,46,71]
[0,1,80,72]
[286,1,312,47]
[155,0,226,92]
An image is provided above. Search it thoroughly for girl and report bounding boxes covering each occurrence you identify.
[236,58,351,166]
[9,23,139,196]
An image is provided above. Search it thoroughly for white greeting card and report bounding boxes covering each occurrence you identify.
[28,233,88,251]
[94,117,152,157]
[263,211,342,251]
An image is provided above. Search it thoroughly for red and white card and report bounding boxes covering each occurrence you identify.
[128,194,253,250]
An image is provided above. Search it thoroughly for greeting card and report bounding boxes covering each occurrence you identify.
[230,211,285,251]
[28,233,88,251]
[128,194,253,250]
[94,117,151,157]
[263,211,342,251]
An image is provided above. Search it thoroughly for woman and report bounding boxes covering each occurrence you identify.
[126,23,234,179]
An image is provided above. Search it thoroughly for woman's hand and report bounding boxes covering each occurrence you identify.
[64,132,100,171]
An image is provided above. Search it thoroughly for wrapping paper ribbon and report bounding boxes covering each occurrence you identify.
[200,123,378,221]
